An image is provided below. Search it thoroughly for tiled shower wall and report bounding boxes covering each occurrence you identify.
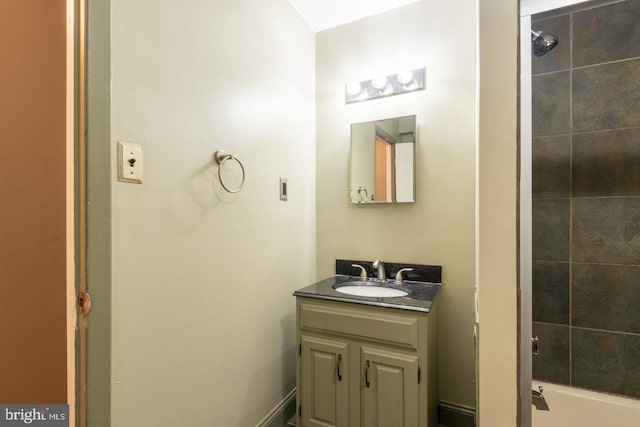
[531,0,640,398]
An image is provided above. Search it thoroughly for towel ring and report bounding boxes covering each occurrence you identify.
[214,150,245,193]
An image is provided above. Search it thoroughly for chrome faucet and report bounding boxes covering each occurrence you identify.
[532,386,549,411]
[372,259,386,282]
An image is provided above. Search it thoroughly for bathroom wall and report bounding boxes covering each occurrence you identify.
[0,0,69,404]
[316,0,478,408]
[110,0,315,424]
[476,0,518,423]
[531,0,640,398]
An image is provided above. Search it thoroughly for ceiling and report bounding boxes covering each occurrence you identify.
[286,0,420,32]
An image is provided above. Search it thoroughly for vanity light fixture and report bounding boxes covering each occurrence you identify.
[345,67,425,104]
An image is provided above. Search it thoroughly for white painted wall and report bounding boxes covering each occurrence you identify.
[477,0,519,424]
[316,0,478,408]
[107,0,521,423]
[110,0,315,425]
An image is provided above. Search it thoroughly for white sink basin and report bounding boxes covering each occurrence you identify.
[334,285,408,298]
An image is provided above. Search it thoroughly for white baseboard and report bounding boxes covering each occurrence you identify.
[256,388,296,427]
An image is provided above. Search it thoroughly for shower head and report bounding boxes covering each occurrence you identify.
[531,30,559,57]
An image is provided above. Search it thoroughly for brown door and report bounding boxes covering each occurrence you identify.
[375,137,396,203]
[0,0,75,419]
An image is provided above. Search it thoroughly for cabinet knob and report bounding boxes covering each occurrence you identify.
[337,354,343,381]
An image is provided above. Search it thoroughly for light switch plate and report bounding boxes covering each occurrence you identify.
[118,141,143,184]
[279,177,287,201]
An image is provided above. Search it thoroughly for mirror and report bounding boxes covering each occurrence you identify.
[350,115,416,204]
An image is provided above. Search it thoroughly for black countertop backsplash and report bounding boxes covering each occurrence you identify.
[336,259,442,283]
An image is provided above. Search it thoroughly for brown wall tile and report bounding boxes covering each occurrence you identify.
[573,0,640,68]
[533,262,570,324]
[532,322,570,384]
[573,59,640,132]
[533,135,570,198]
[573,197,640,264]
[533,199,570,261]
[572,128,640,197]
[573,328,640,398]
[533,71,570,137]
[573,263,640,334]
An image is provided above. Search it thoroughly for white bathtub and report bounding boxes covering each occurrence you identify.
[532,382,640,427]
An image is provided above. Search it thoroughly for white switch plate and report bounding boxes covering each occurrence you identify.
[118,141,143,184]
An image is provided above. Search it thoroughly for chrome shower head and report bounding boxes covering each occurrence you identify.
[531,30,559,57]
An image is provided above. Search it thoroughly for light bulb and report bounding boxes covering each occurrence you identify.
[397,70,414,85]
[372,75,387,90]
[346,81,362,96]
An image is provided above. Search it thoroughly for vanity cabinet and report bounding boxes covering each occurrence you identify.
[299,335,350,426]
[296,297,438,427]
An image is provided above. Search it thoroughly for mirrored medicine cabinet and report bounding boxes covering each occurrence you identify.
[350,115,416,204]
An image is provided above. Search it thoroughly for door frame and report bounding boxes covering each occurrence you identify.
[83,0,113,424]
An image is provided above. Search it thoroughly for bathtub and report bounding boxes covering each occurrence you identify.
[532,382,640,427]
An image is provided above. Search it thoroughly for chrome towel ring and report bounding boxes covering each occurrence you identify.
[214,150,245,193]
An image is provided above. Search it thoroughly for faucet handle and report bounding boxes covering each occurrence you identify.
[351,264,368,280]
[394,268,414,284]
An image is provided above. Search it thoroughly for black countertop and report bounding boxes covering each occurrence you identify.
[293,274,441,313]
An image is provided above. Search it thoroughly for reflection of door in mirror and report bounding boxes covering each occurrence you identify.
[375,136,396,202]
[350,115,416,204]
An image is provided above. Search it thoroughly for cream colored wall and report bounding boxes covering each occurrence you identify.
[316,0,478,408]
[477,0,519,425]
[110,0,315,425]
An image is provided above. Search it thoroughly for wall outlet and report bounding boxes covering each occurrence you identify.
[118,141,143,184]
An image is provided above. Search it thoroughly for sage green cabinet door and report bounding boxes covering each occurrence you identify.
[361,346,419,427]
[300,335,349,427]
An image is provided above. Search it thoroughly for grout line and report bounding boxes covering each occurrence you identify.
[534,125,640,139]
[572,55,640,71]
[532,322,640,338]
[531,56,640,78]
[570,261,640,267]
[571,126,640,135]
[533,259,640,268]
[531,260,571,264]
[568,9,574,387]
[574,325,640,338]
[533,195,640,201]
[532,69,571,78]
